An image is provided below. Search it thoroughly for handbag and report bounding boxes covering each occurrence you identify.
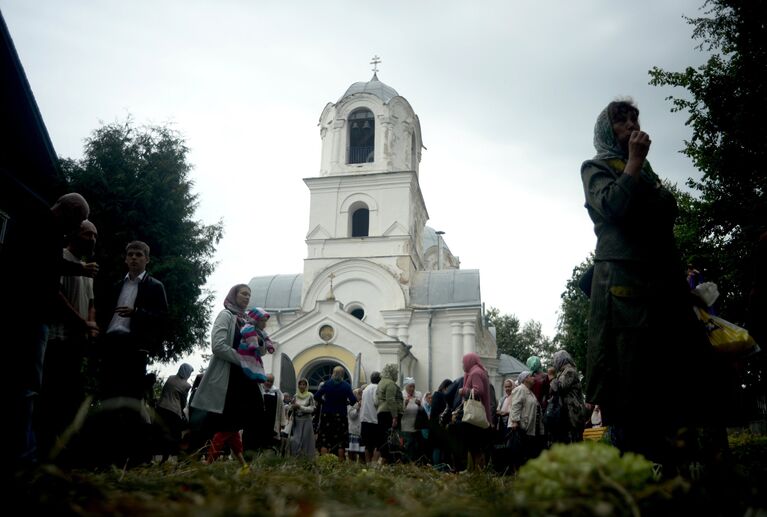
[381,428,404,459]
[694,307,760,356]
[462,390,490,429]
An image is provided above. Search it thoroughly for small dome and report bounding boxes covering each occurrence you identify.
[339,73,399,104]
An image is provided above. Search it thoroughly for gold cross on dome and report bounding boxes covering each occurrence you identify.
[370,55,381,74]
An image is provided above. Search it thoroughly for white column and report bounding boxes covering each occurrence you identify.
[462,321,476,357]
[451,322,463,376]
[397,324,409,343]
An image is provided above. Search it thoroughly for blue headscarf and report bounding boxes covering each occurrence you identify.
[177,363,194,380]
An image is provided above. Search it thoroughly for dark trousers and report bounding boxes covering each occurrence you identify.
[89,332,151,467]
[98,332,149,400]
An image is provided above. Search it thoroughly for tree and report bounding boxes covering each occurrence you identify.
[487,307,554,364]
[649,0,767,326]
[649,0,766,420]
[62,119,223,363]
[554,255,593,372]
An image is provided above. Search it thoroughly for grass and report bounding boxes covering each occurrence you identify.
[15,434,767,516]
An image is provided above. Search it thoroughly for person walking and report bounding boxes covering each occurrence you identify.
[190,284,264,470]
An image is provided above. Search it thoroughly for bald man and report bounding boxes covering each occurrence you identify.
[4,192,92,466]
[38,220,101,458]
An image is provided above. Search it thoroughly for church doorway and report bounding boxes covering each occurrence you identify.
[302,360,351,392]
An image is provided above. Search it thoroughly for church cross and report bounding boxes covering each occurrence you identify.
[370,55,381,74]
[327,272,336,300]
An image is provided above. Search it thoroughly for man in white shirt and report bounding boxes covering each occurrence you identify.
[96,240,168,467]
[360,371,381,463]
[100,240,168,401]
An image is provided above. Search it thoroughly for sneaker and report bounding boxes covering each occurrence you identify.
[239,464,251,476]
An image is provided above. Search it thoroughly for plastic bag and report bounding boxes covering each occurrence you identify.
[694,307,760,356]
[693,281,720,307]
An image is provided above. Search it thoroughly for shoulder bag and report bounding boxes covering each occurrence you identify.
[462,390,490,429]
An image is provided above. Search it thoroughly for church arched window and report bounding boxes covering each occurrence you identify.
[351,206,369,237]
[348,109,374,164]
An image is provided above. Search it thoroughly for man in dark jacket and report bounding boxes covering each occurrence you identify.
[99,240,168,401]
[95,240,167,466]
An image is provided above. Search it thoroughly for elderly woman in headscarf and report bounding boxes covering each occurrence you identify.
[459,352,492,470]
[509,371,545,468]
[400,377,423,462]
[525,356,550,408]
[314,366,356,460]
[190,284,265,469]
[155,362,194,462]
[581,99,712,463]
[547,350,586,444]
[376,363,404,463]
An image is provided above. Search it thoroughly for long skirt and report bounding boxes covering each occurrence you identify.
[289,416,315,458]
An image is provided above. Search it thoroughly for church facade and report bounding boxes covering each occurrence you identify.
[253,72,499,394]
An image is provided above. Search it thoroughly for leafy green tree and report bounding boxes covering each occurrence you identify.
[487,307,554,364]
[62,119,223,363]
[649,0,767,325]
[649,0,766,419]
[554,255,593,372]
[518,320,557,365]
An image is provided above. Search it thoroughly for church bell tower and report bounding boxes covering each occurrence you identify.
[302,58,428,315]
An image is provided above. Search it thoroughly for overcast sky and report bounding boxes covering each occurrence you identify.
[2,1,709,377]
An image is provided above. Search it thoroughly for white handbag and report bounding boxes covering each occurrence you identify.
[462,390,490,429]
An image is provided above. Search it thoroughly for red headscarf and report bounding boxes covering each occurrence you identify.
[462,352,492,422]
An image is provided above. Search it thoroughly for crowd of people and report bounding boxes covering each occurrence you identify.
[167,302,597,475]
[6,96,762,481]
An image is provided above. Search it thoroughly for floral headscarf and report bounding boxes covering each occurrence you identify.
[552,349,576,373]
[592,103,661,184]
[593,105,626,162]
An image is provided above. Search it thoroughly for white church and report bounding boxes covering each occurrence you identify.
[254,67,499,394]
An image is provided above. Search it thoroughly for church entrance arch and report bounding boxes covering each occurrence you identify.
[302,360,350,392]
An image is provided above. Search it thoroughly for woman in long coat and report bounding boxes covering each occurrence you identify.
[581,99,712,464]
[190,284,264,468]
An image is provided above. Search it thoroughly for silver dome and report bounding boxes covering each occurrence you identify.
[339,73,399,104]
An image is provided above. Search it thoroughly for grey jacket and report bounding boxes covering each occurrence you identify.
[189,309,242,414]
[510,384,544,437]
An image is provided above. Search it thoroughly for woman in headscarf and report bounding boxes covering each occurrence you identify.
[400,377,423,462]
[459,352,492,470]
[288,378,316,458]
[548,350,586,444]
[314,365,356,460]
[581,99,713,464]
[376,363,404,463]
[525,355,550,408]
[190,284,265,469]
[509,370,545,468]
[495,378,514,439]
[155,362,194,462]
